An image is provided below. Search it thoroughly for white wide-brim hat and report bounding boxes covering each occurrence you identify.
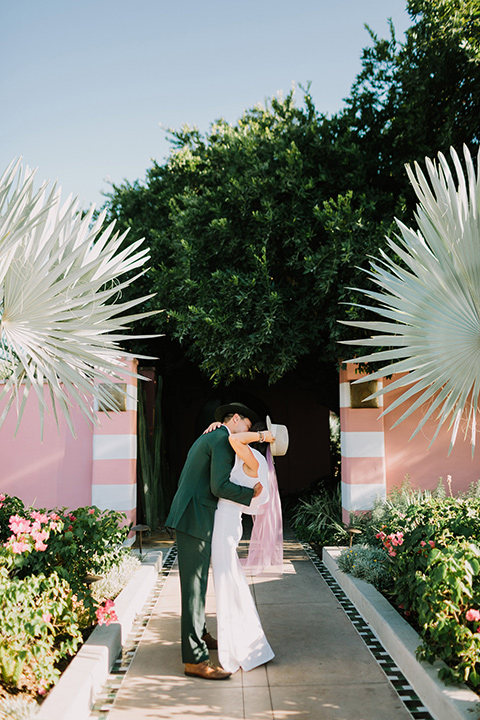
[266,415,289,456]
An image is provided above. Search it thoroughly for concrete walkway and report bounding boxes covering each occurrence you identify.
[104,530,413,720]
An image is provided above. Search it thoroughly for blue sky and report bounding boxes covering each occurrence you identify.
[1,0,410,209]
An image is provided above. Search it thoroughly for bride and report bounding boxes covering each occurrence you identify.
[210,424,276,674]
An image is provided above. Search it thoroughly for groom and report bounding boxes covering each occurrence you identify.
[166,402,263,680]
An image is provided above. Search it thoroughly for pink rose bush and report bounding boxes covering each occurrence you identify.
[0,494,130,694]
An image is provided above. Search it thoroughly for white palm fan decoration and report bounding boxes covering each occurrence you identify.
[0,159,158,436]
[341,145,480,455]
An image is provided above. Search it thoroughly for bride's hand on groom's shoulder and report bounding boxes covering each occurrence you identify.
[203,421,222,434]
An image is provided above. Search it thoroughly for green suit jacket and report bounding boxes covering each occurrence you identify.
[165,426,255,542]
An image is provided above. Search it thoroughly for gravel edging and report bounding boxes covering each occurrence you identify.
[37,549,164,720]
[323,547,480,720]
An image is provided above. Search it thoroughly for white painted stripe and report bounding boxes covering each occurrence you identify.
[93,434,137,460]
[91,483,136,512]
[339,382,350,408]
[377,385,384,408]
[341,481,386,512]
[126,385,137,412]
[341,431,385,458]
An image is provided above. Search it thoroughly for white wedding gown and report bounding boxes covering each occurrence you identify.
[211,450,275,673]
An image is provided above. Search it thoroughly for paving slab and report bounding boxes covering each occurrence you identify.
[104,531,413,720]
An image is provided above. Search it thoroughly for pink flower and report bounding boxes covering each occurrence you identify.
[42,612,52,623]
[68,514,76,522]
[31,529,49,542]
[0,493,5,507]
[466,608,480,622]
[9,515,31,535]
[96,599,118,626]
[429,540,436,548]
[30,511,48,524]
[420,540,426,547]
[88,508,95,515]
[35,540,48,551]
[11,539,30,554]
[375,531,386,541]
[49,512,60,521]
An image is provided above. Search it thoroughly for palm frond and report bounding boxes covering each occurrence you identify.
[341,145,480,455]
[0,159,159,435]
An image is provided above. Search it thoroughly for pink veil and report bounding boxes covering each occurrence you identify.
[242,446,283,575]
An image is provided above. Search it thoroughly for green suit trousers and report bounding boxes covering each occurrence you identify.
[176,529,211,663]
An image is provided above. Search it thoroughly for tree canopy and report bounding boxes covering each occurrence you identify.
[103,0,480,388]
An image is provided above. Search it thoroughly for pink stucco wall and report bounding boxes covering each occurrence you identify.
[0,389,93,510]
[382,376,480,495]
[0,360,138,518]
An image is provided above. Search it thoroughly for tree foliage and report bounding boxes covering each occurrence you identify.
[102,0,480,387]
[104,92,393,384]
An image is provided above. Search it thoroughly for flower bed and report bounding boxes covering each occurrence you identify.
[323,546,480,720]
[0,493,132,709]
[339,480,480,692]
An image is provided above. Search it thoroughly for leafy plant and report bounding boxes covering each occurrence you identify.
[6,505,129,609]
[137,375,174,529]
[289,484,347,546]
[346,482,480,688]
[0,494,27,543]
[337,545,393,592]
[0,568,82,694]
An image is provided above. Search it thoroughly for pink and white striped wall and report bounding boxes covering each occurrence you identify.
[340,364,480,522]
[0,359,138,539]
[340,363,386,523]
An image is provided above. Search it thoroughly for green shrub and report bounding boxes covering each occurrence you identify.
[2,500,130,611]
[0,567,82,694]
[289,484,348,546]
[356,481,480,687]
[383,530,480,686]
[0,495,131,695]
[0,495,27,543]
[337,545,393,592]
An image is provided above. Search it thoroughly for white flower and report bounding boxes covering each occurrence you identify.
[341,145,480,454]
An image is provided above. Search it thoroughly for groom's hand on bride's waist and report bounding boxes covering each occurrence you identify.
[253,482,263,498]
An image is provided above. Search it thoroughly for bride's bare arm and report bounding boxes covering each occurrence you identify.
[228,430,275,474]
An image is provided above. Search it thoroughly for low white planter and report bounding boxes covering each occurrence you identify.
[323,547,480,720]
[37,549,164,720]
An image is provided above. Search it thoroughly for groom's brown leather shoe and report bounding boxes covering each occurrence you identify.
[184,660,231,680]
[202,632,218,650]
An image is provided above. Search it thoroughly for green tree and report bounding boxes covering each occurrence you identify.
[102,0,480,388]
[346,0,480,202]
[104,91,392,385]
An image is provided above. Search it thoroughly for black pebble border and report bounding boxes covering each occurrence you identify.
[89,545,178,720]
[300,540,435,720]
